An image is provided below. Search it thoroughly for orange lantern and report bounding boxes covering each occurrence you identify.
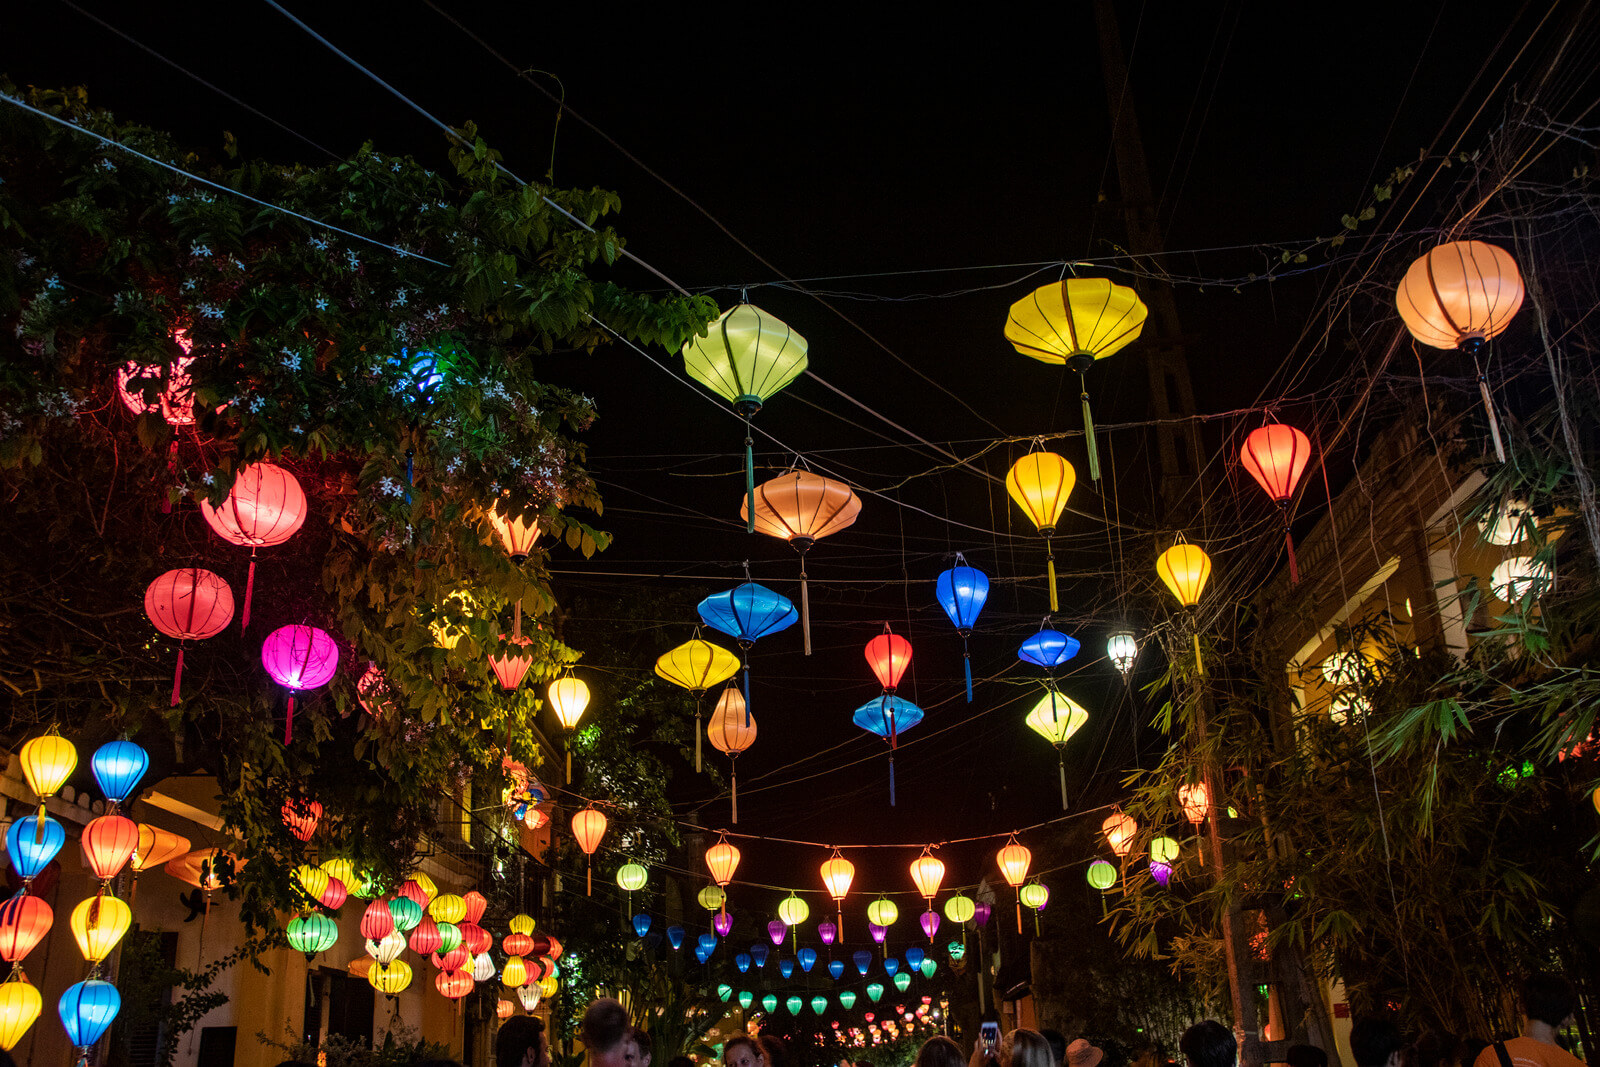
[1240,424,1312,584]
[1396,240,1524,462]
[0,895,52,963]
[436,969,474,1000]
[497,999,515,1020]
[743,470,862,655]
[200,462,308,630]
[80,815,139,883]
[488,498,540,638]
[705,837,741,891]
[1178,783,1210,825]
[909,848,945,941]
[865,627,913,693]
[488,634,535,692]
[131,824,190,873]
[707,686,757,823]
[996,836,1032,933]
[821,849,855,937]
[1101,813,1137,857]
[571,807,607,896]
[281,798,322,843]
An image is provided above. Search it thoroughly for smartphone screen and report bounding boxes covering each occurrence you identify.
[981,1022,1000,1051]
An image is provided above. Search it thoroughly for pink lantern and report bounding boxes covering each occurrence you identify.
[115,331,197,425]
[919,911,940,940]
[713,912,733,937]
[261,625,339,744]
[767,920,786,946]
[145,568,235,705]
[488,635,534,691]
[355,663,392,717]
[869,923,887,945]
[201,462,308,630]
[818,921,837,945]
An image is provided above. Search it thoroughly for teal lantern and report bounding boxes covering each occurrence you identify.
[839,990,857,1010]
[786,995,803,1015]
[762,994,778,1013]
[920,958,936,978]
[717,984,733,1002]
[388,896,423,933]
[739,991,754,1010]
[811,995,828,1015]
[893,972,911,992]
[866,982,884,1003]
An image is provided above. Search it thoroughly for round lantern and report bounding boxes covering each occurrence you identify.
[865,627,913,693]
[503,932,534,956]
[1006,451,1076,611]
[428,893,467,925]
[655,633,741,773]
[0,978,41,1051]
[116,333,197,425]
[935,553,990,702]
[508,911,536,935]
[1087,860,1117,891]
[866,898,898,928]
[616,862,648,894]
[681,304,810,530]
[90,741,149,809]
[1178,783,1210,824]
[0,896,52,963]
[778,893,810,929]
[260,625,339,744]
[488,634,535,692]
[744,469,862,654]
[462,890,487,925]
[58,979,120,1049]
[1397,240,1525,351]
[200,461,308,630]
[7,817,64,882]
[281,798,322,843]
[435,922,462,955]
[1492,557,1553,604]
[144,568,236,707]
[367,931,406,965]
[571,807,607,895]
[497,998,515,1020]
[319,857,354,891]
[1102,813,1137,856]
[707,687,757,823]
[436,969,474,1000]
[80,815,139,882]
[1330,691,1373,726]
[1005,278,1148,481]
[537,973,558,998]
[458,921,491,956]
[431,946,469,974]
[1151,837,1179,864]
[548,672,591,782]
[1480,498,1536,546]
[369,960,413,995]
[852,695,924,806]
[285,913,339,960]
[1107,631,1138,677]
[408,872,438,903]
[1025,689,1090,809]
[384,896,423,937]
[1241,423,1313,583]
[943,894,975,924]
[996,837,1032,932]
[697,581,799,718]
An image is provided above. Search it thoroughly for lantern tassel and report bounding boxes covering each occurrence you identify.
[171,647,185,707]
[800,556,812,657]
[284,693,295,745]
[1045,536,1059,613]
[1284,524,1300,585]
[963,645,973,703]
[731,766,738,824]
[586,860,592,897]
[1192,632,1204,678]
[1080,383,1101,482]
[241,554,257,631]
[1477,369,1507,463]
[743,665,752,725]
[514,597,522,640]
[889,754,896,807]
[1058,756,1068,811]
[1016,898,1023,935]
[695,708,704,774]
[566,748,573,784]
[744,421,756,534]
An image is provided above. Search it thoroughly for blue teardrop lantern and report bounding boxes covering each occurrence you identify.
[779,958,794,978]
[7,815,65,881]
[632,914,652,938]
[1019,627,1080,671]
[694,945,711,964]
[60,979,121,1048]
[698,582,798,719]
[884,957,900,977]
[751,943,770,967]
[91,741,149,807]
[666,925,685,950]
[697,933,718,954]
[852,949,872,976]
[828,958,844,980]
[852,696,925,806]
[936,554,990,702]
[735,952,751,973]
[905,946,925,969]
[798,947,817,972]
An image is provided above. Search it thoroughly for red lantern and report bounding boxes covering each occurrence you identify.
[281,799,322,843]
[115,343,198,426]
[488,635,534,691]
[503,932,535,957]
[409,917,443,956]
[0,895,52,963]
[543,934,563,960]
[432,947,470,973]
[396,880,429,910]
[361,899,395,941]
[80,815,139,882]
[356,663,393,718]
[458,921,491,955]
[200,461,308,630]
[319,877,348,912]
[144,568,234,706]
[462,890,487,925]
[436,969,473,1000]
[865,627,913,692]
[1240,424,1312,584]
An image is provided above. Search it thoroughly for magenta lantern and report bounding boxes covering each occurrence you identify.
[818,921,837,946]
[714,912,733,937]
[869,923,887,945]
[919,911,940,940]
[973,901,991,927]
[261,625,339,744]
[767,920,786,946]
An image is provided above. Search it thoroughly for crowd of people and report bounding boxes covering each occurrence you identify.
[484,972,1588,1067]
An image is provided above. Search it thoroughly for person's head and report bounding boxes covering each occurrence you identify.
[1179,1022,1235,1067]
[1523,973,1577,1029]
[497,1016,549,1067]
[1066,1039,1105,1067]
[583,999,633,1067]
[627,1028,652,1067]
[1349,1017,1403,1067]
[1007,1030,1055,1067]
[1285,1046,1327,1067]
[758,1036,789,1067]
[916,1037,967,1067]
[724,1037,765,1067]
[1041,1031,1067,1067]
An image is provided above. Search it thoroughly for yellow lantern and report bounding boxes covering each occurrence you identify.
[410,872,438,903]
[19,729,76,834]
[295,864,330,904]
[70,894,132,963]
[538,973,559,998]
[428,893,467,925]
[548,672,591,782]
[0,978,42,1051]
[865,898,898,928]
[1004,278,1148,481]
[369,960,413,995]
[508,913,535,936]
[1150,837,1179,864]
[942,894,975,925]
[1006,451,1076,612]
[502,955,529,987]
[429,589,480,650]
[774,893,807,933]
[655,635,741,773]
[1156,536,1212,675]
[909,850,945,903]
[1024,689,1090,810]
[996,836,1032,934]
[697,885,727,912]
[320,857,356,890]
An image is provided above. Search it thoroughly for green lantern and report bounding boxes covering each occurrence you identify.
[762,994,777,1013]
[893,972,911,992]
[786,996,803,1015]
[739,991,754,1010]
[389,896,423,933]
[717,984,733,1002]
[943,894,975,923]
[617,863,648,893]
[811,995,828,1016]
[436,922,462,954]
[839,990,857,1009]
[947,941,965,961]
[865,897,899,927]
[920,957,936,978]
[286,913,338,959]
[698,885,727,912]
[866,982,884,1002]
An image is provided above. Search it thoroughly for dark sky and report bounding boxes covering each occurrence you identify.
[2,1,1523,910]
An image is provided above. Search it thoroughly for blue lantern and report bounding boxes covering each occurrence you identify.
[642,933,663,952]
[632,914,652,938]
[884,957,900,977]
[698,583,798,716]
[666,925,685,950]
[694,945,711,964]
[7,816,64,881]
[852,949,872,976]
[91,741,149,806]
[60,980,121,1048]
[779,958,794,978]
[936,554,990,702]
[1019,627,1080,670]
[735,952,751,973]
[851,696,925,806]
[906,946,925,969]
[798,947,817,973]
[751,943,769,967]
[697,933,718,955]
[828,958,845,980]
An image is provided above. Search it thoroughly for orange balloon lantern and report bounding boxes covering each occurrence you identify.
[1178,783,1210,825]
[488,634,535,692]
[144,568,235,706]
[743,470,862,655]
[865,627,913,693]
[132,825,190,873]
[0,895,52,963]
[910,849,945,940]
[821,849,855,938]
[1240,424,1312,584]
[487,497,541,638]
[281,798,322,843]
[80,815,139,883]
[707,686,757,824]
[200,461,308,630]
[705,838,741,888]
[996,836,1033,933]
[1101,813,1137,856]
[436,969,474,1000]
[571,807,607,896]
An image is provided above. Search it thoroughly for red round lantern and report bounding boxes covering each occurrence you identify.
[145,568,234,706]
[462,891,487,925]
[544,934,563,960]
[526,933,553,959]
[409,917,443,957]
[436,969,473,1000]
[319,876,348,912]
[200,462,308,630]
[865,628,913,692]
[1240,423,1312,584]
[458,921,491,956]
[80,815,139,882]
[360,899,395,941]
[115,331,198,426]
[432,947,470,973]
[488,635,534,692]
[0,894,52,963]
[281,799,322,843]
[396,880,429,910]
[503,932,535,957]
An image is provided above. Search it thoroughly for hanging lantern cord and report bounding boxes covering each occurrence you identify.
[1043,531,1059,613]
[1278,501,1300,585]
[730,756,739,825]
[888,708,898,807]
[1467,342,1508,463]
[566,729,574,784]
[1057,748,1068,810]
[694,693,704,774]
[1078,366,1101,482]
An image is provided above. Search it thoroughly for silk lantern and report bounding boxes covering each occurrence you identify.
[1178,783,1210,825]
[996,836,1032,933]
[1480,498,1536,546]
[436,970,473,1000]
[852,695,924,807]
[1396,240,1524,462]
[361,899,395,941]
[285,913,338,960]
[1156,536,1212,676]
[1007,451,1075,611]
[655,632,740,772]
[935,554,989,702]
[1101,813,1137,857]
[616,862,648,917]
[1240,423,1312,583]
[0,896,52,963]
[910,850,944,941]
[865,626,913,693]
[571,806,607,895]
[116,330,197,425]
[488,634,535,692]
[707,687,757,823]
[260,627,338,745]
[1005,278,1148,481]
[632,912,651,938]
[80,815,139,883]
[145,569,234,706]
[705,838,741,921]
[681,304,810,530]
[821,850,855,939]
[462,890,487,924]
[818,920,837,945]
[1019,882,1049,935]
[548,670,590,782]
[369,960,413,995]
[1019,626,1080,672]
[59,979,120,1051]
[487,497,541,638]
[7,817,64,883]
[1086,860,1116,915]
[0,977,41,1051]
[743,469,862,653]
[698,581,798,718]
[1492,556,1554,604]
[1025,689,1089,809]
[200,461,308,630]
[383,899,420,937]
[90,741,149,810]
[518,985,541,1012]
[1107,631,1138,677]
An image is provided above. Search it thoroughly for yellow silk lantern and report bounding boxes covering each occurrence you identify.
[865,898,898,928]
[1025,689,1090,810]
[697,885,727,912]
[508,913,536,936]
[320,857,356,890]
[502,955,529,987]
[538,973,559,998]
[548,672,591,782]
[821,850,855,938]
[428,894,467,925]
[70,894,132,962]
[909,850,945,903]
[1156,536,1213,676]
[369,960,413,995]
[1005,278,1148,481]
[1150,837,1179,864]
[296,865,330,904]
[655,635,741,773]
[0,978,42,1051]
[20,730,76,837]
[410,872,438,903]
[777,893,810,928]
[1007,451,1076,612]
[705,839,741,892]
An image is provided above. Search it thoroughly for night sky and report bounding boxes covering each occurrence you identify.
[2,2,1524,904]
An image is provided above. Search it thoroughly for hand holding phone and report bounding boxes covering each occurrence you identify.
[981,1022,1001,1054]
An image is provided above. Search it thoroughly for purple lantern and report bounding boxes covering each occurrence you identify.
[919,911,940,940]
[972,901,991,927]
[261,624,339,744]
[1150,860,1173,887]
[869,923,887,945]
[714,911,733,936]
[818,920,837,945]
[767,920,787,946]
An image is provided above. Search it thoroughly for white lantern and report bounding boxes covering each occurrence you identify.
[1491,557,1552,603]
[1107,631,1137,676]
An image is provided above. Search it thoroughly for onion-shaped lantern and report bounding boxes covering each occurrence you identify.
[59,979,120,1052]
[744,469,862,654]
[200,461,308,630]
[655,632,741,772]
[707,686,757,823]
[697,581,798,719]
[1107,631,1138,677]
[1025,688,1090,809]
[548,670,591,783]
[145,569,234,706]
[369,960,413,995]
[260,625,339,744]
[1019,626,1080,673]
[285,913,339,961]
[1007,451,1075,611]
[0,896,52,964]
[935,554,989,701]
[1241,423,1312,583]
[852,696,924,807]
[996,836,1032,933]
[571,807,607,895]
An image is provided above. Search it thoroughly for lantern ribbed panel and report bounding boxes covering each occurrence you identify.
[0,978,41,1051]
[131,825,189,872]
[200,462,308,547]
[1005,279,1148,364]
[851,696,924,739]
[58,979,120,1048]
[935,558,989,631]
[996,842,1032,887]
[1178,783,1210,823]
[909,854,945,899]
[144,570,234,640]
[1006,452,1076,533]
[281,799,322,842]
[942,894,974,923]
[742,471,861,543]
[90,741,149,806]
[865,632,913,691]
[1156,543,1212,607]
[682,304,809,407]
[696,583,798,643]
[360,899,395,941]
[0,895,53,963]
[1396,240,1524,350]
[488,635,534,691]
[1024,690,1089,745]
[705,842,741,886]
[487,500,541,558]
[462,890,488,924]
[69,895,132,963]
[368,960,413,994]
[820,855,854,901]
[1241,425,1312,503]
[1102,814,1137,856]
[1018,629,1080,668]
[80,815,140,881]
[571,808,607,855]
[654,639,740,692]
[115,350,197,425]
[707,690,756,755]
[261,625,340,691]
